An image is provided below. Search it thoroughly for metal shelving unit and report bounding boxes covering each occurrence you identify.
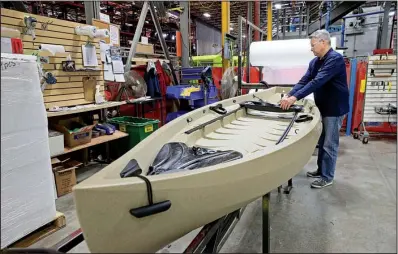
[354,54,397,144]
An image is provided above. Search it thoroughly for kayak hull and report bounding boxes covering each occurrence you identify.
[73,87,322,253]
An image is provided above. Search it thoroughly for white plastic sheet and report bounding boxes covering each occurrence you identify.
[1,53,56,248]
[249,37,337,85]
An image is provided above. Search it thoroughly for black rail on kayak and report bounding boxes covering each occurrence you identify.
[240,101,303,113]
[276,111,300,145]
[184,101,303,135]
[184,107,242,135]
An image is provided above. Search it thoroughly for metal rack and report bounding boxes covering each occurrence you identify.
[353,54,397,144]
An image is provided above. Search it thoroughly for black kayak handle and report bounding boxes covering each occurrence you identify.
[120,159,172,218]
[210,104,227,115]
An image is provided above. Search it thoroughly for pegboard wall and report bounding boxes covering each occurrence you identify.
[363,55,397,124]
[1,8,105,109]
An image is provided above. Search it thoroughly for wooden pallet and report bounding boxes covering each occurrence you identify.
[7,212,66,248]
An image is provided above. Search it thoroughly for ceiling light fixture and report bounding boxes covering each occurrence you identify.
[275,3,282,9]
[203,12,211,18]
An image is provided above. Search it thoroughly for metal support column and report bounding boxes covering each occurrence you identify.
[276,9,280,40]
[380,1,392,49]
[124,1,178,85]
[238,16,243,96]
[124,2,149,72]
[299,6,303,38]
[180,1,190,68]
[306,4,310,36]
[246,1,253,83]
[254,0,261,41]
[283,9,286,39]
[237,16,266,95]
[221,1,230,71]
[262,193,270,253]
[149,3,178,84]
[84,1,100,25]
[341,19,346,47]
[325,1,332,31]
[267,1,273,40]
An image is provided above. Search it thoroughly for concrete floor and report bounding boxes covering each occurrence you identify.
[32,136,397,253]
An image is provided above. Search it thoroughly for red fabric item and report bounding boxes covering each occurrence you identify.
[154,60,167,96]
[11,38,23,54]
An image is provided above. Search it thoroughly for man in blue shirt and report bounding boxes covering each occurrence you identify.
[280,29,349,189]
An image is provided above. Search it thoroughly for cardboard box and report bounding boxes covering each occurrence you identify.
[136,43,154,55]
[52,158,82,197]
[53,117,94,148]
[83,77,97,102]
[48,129,64,157]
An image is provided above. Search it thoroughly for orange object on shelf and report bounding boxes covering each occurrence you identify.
[176,31,182,57]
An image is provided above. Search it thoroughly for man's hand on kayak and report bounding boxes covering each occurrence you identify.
[280,95,297,110]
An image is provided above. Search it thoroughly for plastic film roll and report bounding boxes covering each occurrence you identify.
[249,37,337,85]
[95,29,110,38]
[249,37,337,68]
[75,25,97,38]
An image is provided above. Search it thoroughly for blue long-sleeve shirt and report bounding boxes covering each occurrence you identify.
[288,48,349,117]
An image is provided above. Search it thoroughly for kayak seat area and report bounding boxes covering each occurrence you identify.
[146,142,243,175]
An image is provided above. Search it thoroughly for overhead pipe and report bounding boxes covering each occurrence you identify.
[343,10,384,19]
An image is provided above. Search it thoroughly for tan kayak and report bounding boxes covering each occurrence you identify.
[73,87,322,253]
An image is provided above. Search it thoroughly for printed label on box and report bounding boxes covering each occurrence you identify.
[119,124,127,132]
[74,132,89,140]
[144,124,153,133]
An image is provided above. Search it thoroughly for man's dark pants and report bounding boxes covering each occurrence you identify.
[317,115,345,182]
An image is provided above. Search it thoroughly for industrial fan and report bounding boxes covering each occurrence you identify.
[115,70,147,101]
[124,70,147,98]
[220,67,271,99]
[220,67,238,99]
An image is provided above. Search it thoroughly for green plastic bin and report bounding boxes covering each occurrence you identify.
[108,117,159,149]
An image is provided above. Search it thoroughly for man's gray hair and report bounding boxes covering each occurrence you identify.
[309,29,331,45]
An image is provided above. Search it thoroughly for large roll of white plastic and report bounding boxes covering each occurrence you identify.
[249,37,338,85]
[250,37,337,68]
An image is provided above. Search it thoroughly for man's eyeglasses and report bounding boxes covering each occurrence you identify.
[310,40,323,48]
